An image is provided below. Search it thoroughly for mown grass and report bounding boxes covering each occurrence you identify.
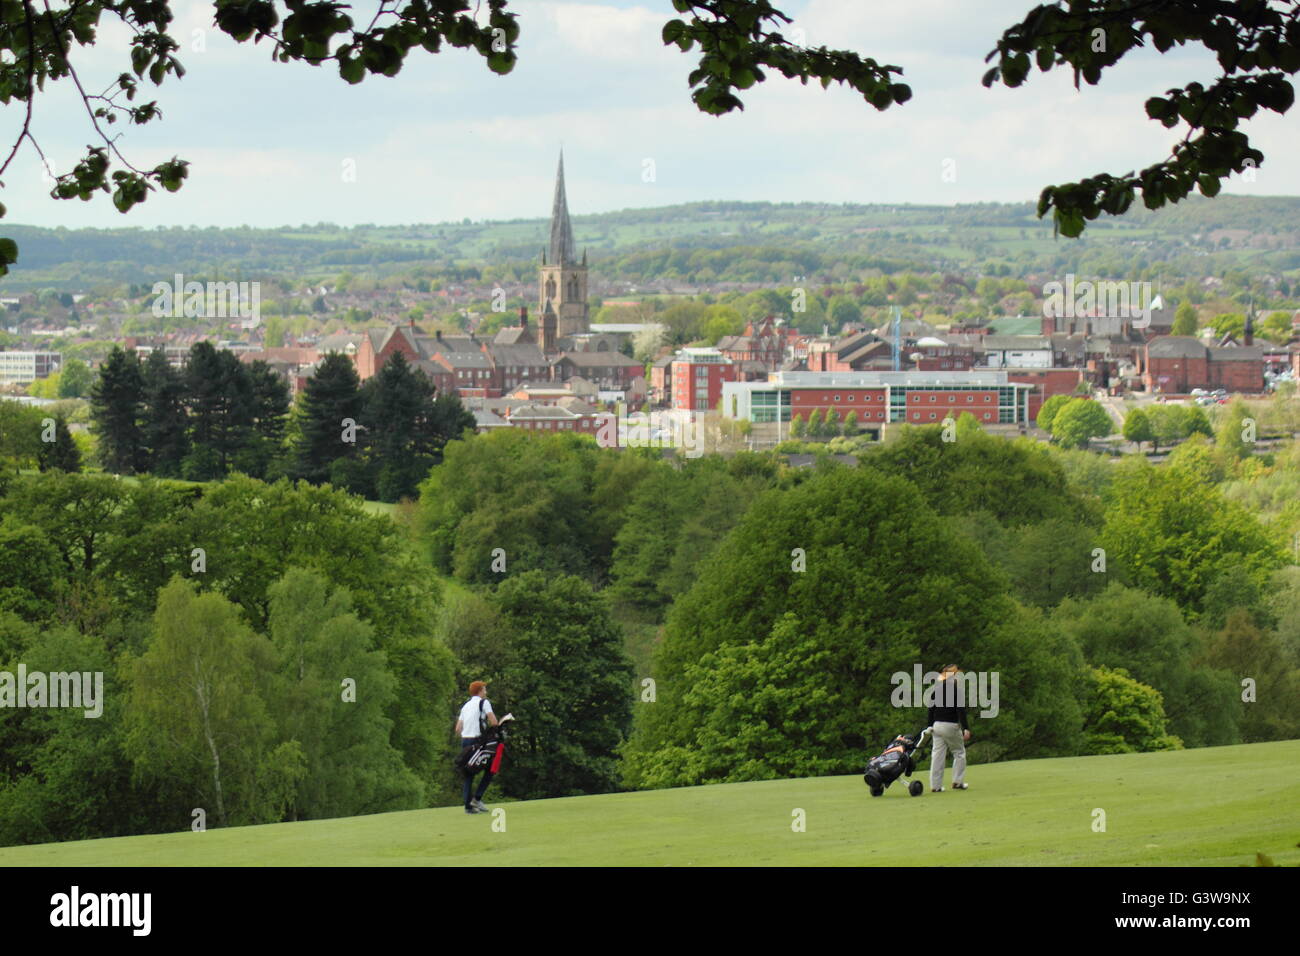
[2,740,1295,866]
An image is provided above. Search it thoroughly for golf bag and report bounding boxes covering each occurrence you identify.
[454,710,514,777]
[457,730,505,776]
[863,727,931,798]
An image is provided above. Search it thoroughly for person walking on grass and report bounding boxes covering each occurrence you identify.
[928,663,971,793]
[455,680,499,814]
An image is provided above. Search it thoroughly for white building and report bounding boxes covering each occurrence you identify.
[0,350,60,384]
[981,336,1052,369]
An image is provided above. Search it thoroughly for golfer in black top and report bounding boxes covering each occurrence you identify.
[928,664,970,792]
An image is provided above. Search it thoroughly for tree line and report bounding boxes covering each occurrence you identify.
[3,419,1297,844]
[87,345,474,501]
[418,425,1300,789]
[0,468,632,845]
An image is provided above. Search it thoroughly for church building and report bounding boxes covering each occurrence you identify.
[351,153,640,396]
[535,151,590,353]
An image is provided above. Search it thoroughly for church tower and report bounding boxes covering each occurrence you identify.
[539,152,589,347]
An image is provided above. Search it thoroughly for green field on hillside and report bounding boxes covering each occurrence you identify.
[7,194,1299,291]
[2,741,1296,867]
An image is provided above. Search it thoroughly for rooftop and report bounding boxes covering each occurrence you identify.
[768,370,1020,387]
[983,335,1051,350]
[985,315,1043,336]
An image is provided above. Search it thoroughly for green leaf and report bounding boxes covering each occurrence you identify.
[339,56,365,84]
[1056,207,1085,238]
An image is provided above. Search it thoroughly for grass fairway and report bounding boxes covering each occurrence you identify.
[3,741,1297,866]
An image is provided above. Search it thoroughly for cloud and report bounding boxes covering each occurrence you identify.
[4,0,1298,228]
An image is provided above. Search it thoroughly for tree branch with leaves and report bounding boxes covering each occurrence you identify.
[2,0,1297,276]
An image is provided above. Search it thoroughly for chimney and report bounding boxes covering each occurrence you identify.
[435,330,443,341]
[520,306,528,328]
[1244,309,1254,347]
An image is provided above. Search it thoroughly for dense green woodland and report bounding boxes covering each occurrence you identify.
[1,420,1298,845]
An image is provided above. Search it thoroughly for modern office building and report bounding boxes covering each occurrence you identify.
[721,370,1036,431]
[0,350,60,384]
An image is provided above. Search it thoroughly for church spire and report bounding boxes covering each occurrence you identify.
[548,151,577,266]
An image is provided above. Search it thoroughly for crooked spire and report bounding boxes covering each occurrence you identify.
[548,151,577,266]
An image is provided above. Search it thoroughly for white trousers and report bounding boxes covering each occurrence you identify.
[930,721,966,789]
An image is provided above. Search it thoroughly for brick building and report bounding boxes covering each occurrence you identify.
[805,329,892,372]
[1142,337,1265,393]
[1003,367,1085,421]
[551,351,643,389]
[722,370,1035,434]
[504,400,616,443]
[911,336,977,371]
[670,347,738,412]
[716,316,784,370]
[650,355,673,404]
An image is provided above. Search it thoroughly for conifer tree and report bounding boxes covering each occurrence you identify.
[37,415,81,473]
[141,348,189,477]
[293,351,363,485]
[184,342,254,480]
[89,346,145,474]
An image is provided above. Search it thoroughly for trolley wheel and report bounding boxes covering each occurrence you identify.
[909,780,924,797]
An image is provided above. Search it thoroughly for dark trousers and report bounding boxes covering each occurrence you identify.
[461,738,494,806]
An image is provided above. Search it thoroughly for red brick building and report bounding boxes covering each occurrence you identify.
[911,336,977,371]
[1142,337,1265,393]
[805,330,892,372]
[356,324,418,380]
[1004,367,1085,421]
[551,351,643,389]
[504,400,616,443]
[670,347,738,412]
[722,370,1034,432]
[352,319,550,399]
[650,355,673,404]
[716,316,784,370]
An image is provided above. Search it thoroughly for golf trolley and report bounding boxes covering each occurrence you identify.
[863,726,932,798]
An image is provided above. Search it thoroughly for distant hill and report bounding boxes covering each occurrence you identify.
[3,195,1300,292]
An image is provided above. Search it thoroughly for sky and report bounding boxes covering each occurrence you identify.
[4,0,1296,229]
